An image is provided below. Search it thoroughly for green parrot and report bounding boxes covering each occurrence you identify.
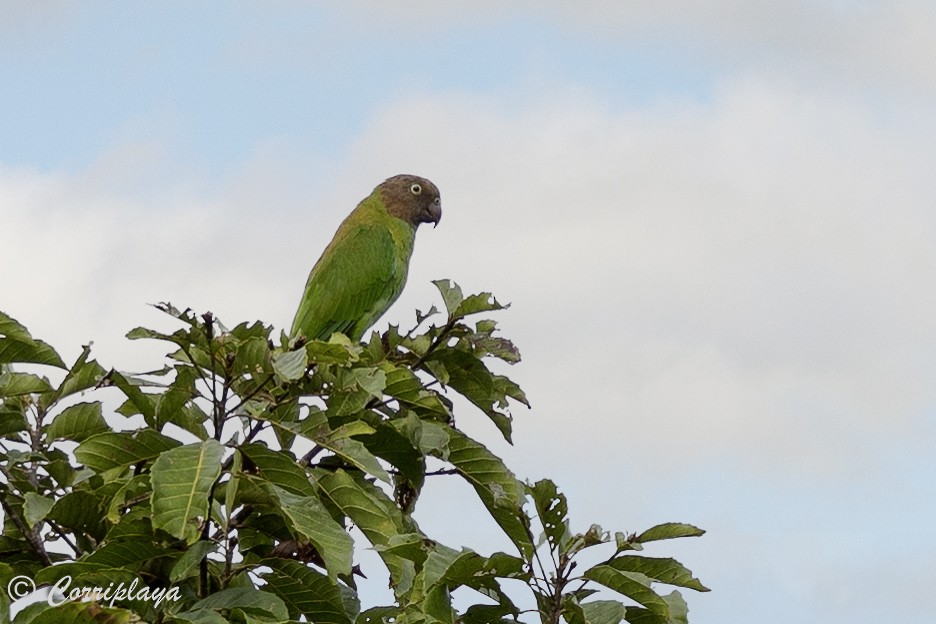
[290,174,442,341]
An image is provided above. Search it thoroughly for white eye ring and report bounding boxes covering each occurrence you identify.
[410,183,422,195]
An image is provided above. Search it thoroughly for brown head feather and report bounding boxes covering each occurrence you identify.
[378,174,442,227]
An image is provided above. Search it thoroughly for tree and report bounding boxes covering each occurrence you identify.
[0,280,707,623]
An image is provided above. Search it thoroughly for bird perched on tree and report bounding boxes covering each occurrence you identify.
[290,174,442,342]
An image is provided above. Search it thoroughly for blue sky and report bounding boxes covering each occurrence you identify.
[4,3,936,623]
[1,4,717,174]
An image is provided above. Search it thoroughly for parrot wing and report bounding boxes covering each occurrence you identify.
[291,221,405,341]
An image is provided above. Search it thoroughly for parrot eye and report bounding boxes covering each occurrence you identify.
[410,184,422,195]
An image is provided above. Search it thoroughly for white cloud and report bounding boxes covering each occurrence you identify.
[336,77,936,485]
[5,74,933,485]
[340,1,936,99]
[4,11,936,620]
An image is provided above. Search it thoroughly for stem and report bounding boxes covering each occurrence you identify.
[364,379,440,411]
[412,318,457,370]
[47,521,80,557]
[0,487,52,566]
[299,446,325,467]
[243,420,267,443]
[177,342,211,390]
[424,468,459,476]
[198,479,219,598]
[403,307,438,339]
[205,318,221,439]
[226,374,276,416]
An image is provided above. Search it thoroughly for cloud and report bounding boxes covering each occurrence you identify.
[335,76,936,485]
[339,1,936,98]
[5,70,933,487]
[0,141,324,373]
[3,11,935,621]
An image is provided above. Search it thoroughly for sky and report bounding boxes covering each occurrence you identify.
[3,2,936,622]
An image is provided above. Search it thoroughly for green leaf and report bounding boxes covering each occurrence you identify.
[167,609,229,624]
[580,600,626,624]
[316,469,407,548]
[261,480,354,579]
[305,334,361,366]
[151,439,224,544]
[108,371,158,426]
[417,584,456,624]
[469,333,521,364]
[337,366,386,399]
[300,411,391,484]
[45,402,109,442]
[362,420,425,489]
[635,523,705,544]
[562,595,587,624]
[83,540,168,569]
[47,491,104,536]
[187,587,289,620]
[434,424,532,558]
[44,344,106,406]
[583,565,669,617]
[0,402,27,438]
[325,365,387,416]
[232,336,273,379]
[154,365,199,431]
[380,362,450,418]
[0,372,53,397]
[239,443,316,496]
[105,474,151,522]
[453,291,507,319]
[315,469,414,590]
[358,606,400,624]
[75,429,181,473]
[261,559,356,623]
[421,545,524,600]
[606,556,709,592]
[169,540,218,582]
[22,601,134,624]
[528,479,571,552]
[661,591,689,624]
[224,446,241,519]
[0,311,66,369]
[23,492,55,527]
[432,279,464,317]
[273,347,308,381]
[0,311,38,344]
[425,349,515,441]
[103,506,154,543]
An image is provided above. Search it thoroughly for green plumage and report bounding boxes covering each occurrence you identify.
[290,175,441,342]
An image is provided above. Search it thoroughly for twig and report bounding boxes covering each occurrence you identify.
[411,318,457,370]
[0,488,52,566]
[299,446,325,467]
[47,521,80,557]
[226,374,276,416]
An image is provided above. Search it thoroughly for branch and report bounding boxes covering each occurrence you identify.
[0,488,52,566]
[299,446,325,467]
[226,374,276,417]
[46,521,81,557]
[411,318,458,370]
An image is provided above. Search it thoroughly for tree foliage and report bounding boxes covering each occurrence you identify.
[0,282,707,623]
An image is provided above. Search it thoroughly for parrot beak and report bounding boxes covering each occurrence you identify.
[426,198,442,228]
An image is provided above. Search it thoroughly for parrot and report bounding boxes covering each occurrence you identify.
[290,174,442,342]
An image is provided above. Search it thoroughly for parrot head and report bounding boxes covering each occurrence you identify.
[379,174,442,228]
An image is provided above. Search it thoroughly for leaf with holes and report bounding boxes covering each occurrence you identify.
[528,479,571,552]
